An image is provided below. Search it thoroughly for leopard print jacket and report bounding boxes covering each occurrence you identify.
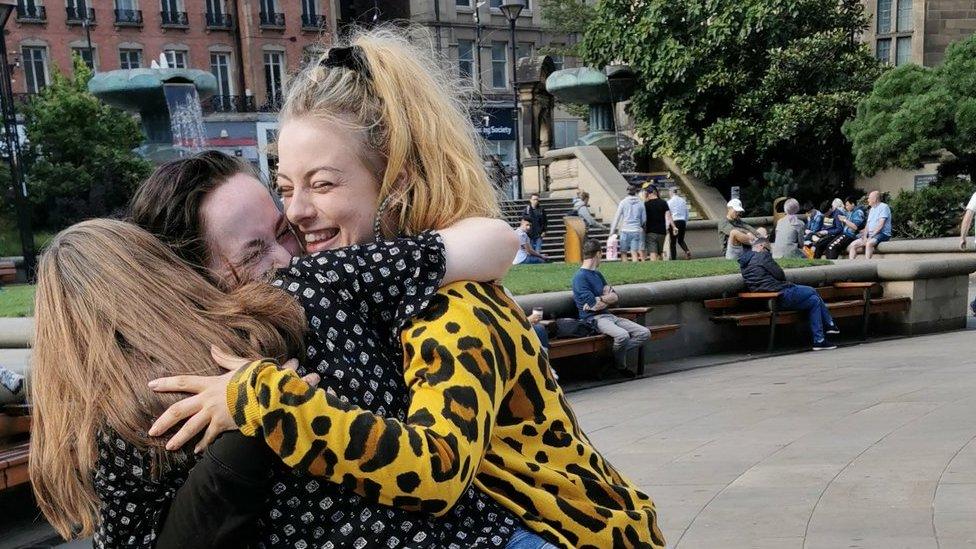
[228,281,665,548]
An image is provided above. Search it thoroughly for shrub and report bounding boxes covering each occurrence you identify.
[889,177,973,239]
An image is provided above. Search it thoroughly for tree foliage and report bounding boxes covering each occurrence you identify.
[888,177,971,239]
[22,55,152,229]
[843,33,976,181]
[580,0,883,202]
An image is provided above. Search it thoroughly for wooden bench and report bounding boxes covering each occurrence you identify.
[0,404,31,491]
[545,307,681,376]
[0,260,16,285]
[705,282,911,352]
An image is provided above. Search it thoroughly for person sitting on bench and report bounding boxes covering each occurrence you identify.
[572,239,650,376]
[738,237,839,351]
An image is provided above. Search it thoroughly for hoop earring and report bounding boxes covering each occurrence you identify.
[373,194,395,241]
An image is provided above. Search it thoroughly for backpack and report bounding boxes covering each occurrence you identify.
[551,318,598,339]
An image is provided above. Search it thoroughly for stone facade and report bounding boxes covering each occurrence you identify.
[860,0,976,67]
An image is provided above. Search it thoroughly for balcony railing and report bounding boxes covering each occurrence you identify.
[205,11,232,29]
[259,92,283,112]
[65,7,95,24]
[160,10,188,27]
[301,13,326,30]
[203,95,257,114]
[15,5,46,23]
[114,8,142,26]
[259,11,285,29]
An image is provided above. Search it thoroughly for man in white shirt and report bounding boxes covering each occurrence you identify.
[513,217,548,265]
[667,187,692,260]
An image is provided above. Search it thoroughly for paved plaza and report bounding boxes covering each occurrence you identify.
[576,329,976,548]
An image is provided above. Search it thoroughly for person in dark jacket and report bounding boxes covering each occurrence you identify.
[738,238,839,350]
[523,193,548,252]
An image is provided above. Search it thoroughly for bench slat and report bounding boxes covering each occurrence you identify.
[0,442,31,491]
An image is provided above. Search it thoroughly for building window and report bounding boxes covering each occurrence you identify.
[548,43,564,70]
[72,46,96,70]
[876,38,891,64]
[516,42,533,63]
[264,51,285,105]
[22,46,48,93]
[458,39,474,82]
[260,0,276,16]
[554,120,579,149]
[896,0,912,31]
[164,49,187,69]
[895,36,912,66]
[301,0,316,16]
[210,52,232,96]
[877,0,892,33]
[206,0,223,14]
[116,0,138,10]
[456,0,471,6]
[119,48,142,69]
[491,41,507,89]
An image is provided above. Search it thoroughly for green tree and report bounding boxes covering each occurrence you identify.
[22,55,152,229]
[580,0,883,203]
[843,34,976,182]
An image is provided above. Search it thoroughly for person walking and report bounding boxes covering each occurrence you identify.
[609,185,647,262]
[572,239,650,376]
[574,191,602,230]
[739,237,839,350]
[848,191,891,259]
[523,193,548,253]
[667,186,692,259]
[642,184,672,261]
[772,198,805,259]
[958,188,976,315]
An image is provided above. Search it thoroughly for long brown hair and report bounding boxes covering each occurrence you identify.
[29,219,305,539]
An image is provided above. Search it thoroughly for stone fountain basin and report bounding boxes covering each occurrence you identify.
[546,66,636,105]
[88,68,218,111]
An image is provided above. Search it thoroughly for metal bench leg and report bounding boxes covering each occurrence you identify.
[861,288,871,341]
[767,298,778,353]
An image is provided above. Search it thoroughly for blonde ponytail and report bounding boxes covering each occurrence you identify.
[281,26,500,236]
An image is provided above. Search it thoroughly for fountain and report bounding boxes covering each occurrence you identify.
[545,65,637,172]
[88,53,218,163]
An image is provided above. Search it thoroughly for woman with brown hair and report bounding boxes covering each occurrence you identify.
[28,219,306,545]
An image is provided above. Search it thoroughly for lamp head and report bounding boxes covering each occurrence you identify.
[499,0,524,22]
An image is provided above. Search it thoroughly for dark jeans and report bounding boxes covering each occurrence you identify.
[532,324,550,350]
[669,220,689,258]
[778,285,835,344]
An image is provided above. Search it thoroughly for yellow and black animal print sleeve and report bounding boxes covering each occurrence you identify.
[226,299,507,515]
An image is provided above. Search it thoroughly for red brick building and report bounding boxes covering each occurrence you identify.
[6,0,334,109]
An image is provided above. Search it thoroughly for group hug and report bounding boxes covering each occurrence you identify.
[27,28,664,549]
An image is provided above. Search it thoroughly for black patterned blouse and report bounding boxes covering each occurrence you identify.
[91,231,518,548]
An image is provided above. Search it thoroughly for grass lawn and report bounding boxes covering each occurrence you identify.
[0,285,35,317]
[0,259,830,316]
[502,257,830,295]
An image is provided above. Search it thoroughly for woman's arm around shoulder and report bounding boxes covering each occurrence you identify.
[438,217,518,283]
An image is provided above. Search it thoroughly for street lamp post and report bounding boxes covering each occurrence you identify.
[500,0,523,199]
[0,1,36,281]
[82,16,94,72]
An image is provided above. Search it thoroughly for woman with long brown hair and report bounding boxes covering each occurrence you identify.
[29,219,306,544]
